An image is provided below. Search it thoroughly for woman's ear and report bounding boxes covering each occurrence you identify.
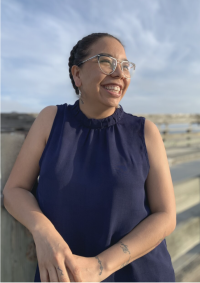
[71,65,82,87]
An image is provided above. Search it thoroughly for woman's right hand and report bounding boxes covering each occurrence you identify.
[32,224,81,282]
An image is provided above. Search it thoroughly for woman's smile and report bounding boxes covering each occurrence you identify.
[101,85,122,97]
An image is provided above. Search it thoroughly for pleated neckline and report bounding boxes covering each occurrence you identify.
[71,99,124,129]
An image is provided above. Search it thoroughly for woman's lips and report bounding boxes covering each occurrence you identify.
[101,86,121,97]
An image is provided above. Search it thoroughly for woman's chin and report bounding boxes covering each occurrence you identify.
[100,93,121,105]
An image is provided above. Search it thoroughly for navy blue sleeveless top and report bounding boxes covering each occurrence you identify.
[34,99,175,282]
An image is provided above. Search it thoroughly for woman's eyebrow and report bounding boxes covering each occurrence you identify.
[99,53,128,61]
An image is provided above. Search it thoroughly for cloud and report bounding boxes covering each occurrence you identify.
[1,0,200,113]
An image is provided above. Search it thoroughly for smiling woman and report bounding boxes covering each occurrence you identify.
[33,33,176,282]
[2,32,176,283]
[68,33,133,119]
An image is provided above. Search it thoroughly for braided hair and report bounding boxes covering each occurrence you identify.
[68,33,124,95]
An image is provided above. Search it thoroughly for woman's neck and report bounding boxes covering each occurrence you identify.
[78,98,117,120]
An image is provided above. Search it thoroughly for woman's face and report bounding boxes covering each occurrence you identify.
[72,37,131,108]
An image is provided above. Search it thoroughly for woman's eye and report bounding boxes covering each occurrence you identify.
[124,66,129,70]
[101,60,111,63]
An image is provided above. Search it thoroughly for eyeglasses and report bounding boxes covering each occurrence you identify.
[77,54,136,79]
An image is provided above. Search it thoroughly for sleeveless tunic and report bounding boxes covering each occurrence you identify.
[34,99,175,282]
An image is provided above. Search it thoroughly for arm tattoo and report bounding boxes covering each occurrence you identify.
[119,241,131,255]
[95,256,103,275]
[119,241,131,268]
[120,256,131,268]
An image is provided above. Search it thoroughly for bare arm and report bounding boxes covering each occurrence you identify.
[3,187,56,236]
[96,211,173,275]
[2,106,84,282]
[95,119,177,276]
[3,105,58,236]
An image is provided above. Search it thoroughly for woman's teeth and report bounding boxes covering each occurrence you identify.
[104,85,121,93]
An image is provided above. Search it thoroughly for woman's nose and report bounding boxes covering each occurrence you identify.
[111,62,125,78]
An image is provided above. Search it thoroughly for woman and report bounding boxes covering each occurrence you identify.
[3,32,176,282]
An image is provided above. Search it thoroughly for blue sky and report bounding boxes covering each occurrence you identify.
[1,0,200,114]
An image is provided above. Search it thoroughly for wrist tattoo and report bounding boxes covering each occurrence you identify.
[119,241,131,268]
[120,255,131,268]
[95,256,103,275]
[119,241,131,255]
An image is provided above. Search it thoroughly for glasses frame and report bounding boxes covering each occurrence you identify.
[77,54,136,79]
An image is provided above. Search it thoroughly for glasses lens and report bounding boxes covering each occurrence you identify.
[99,56,115,74]
[122,62,135,78]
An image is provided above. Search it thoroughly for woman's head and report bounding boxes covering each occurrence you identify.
[68,33,132,109]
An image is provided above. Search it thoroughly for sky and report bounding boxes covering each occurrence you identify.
[1,0,200,114]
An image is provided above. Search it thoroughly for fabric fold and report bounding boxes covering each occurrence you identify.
[71,99,124,129]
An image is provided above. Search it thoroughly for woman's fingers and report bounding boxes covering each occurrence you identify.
[55,262,71,282]
[38,262,72,282]
[66,267,75,282]
[38,265,49,282]
[46,265,60,282]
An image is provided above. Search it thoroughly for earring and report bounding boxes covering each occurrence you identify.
[78,88,82,98]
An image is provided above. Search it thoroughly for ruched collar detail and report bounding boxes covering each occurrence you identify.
[71,99,124,129]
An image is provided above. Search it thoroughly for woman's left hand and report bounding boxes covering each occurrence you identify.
[65,254,110,282]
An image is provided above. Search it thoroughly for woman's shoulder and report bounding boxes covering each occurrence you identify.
[39,105,58,144]
[144,119,160,146]
[41,103,68,144]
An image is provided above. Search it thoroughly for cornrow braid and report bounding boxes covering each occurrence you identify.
[68,33,124,96]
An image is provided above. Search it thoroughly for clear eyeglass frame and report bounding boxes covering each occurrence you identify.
[77,54,136,79]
